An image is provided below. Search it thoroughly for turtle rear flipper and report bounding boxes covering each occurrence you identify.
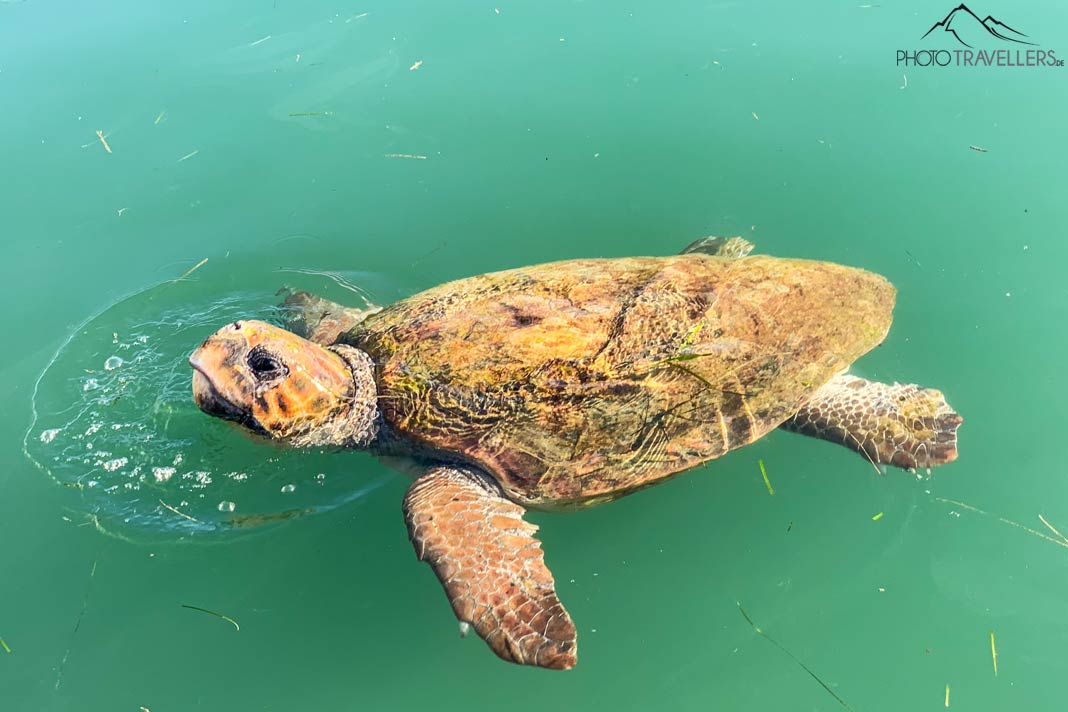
[403,466,578,670]
[781,374,962,471]
[277,289,380,345]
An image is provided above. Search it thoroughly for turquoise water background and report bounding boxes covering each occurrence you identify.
[3,0,1067,709]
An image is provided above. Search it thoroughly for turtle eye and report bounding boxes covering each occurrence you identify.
[247,346,288,381]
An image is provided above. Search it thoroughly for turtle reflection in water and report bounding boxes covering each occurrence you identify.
[189,237,961,670]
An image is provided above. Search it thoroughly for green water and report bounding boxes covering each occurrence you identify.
[3,0,1067,709]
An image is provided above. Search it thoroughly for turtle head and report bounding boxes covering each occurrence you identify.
[189,320,378,448]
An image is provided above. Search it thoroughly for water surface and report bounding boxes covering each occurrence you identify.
[2,1,1067,710]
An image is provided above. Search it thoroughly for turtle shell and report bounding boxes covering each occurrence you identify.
[346,255,894,507]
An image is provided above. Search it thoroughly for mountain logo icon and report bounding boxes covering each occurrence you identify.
[922,4,1037,48]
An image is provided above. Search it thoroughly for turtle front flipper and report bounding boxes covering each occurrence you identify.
[402,466,577,670]
[780,374,962,471]
[680,235,754,257]
[277,289,381,345]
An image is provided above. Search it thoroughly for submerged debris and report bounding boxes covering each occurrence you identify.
[410,241,448,266]
[181,604,240,632]
[226,507,315,528]
[934,496,1067,549]
[990,630,998,675]
[173,258,208,283]
[95,130,112,154]
[158,499,201,524]
[1038,514,1068,545]
[737,603,854,711]
[55,561,97,690]
[759,459,775,496]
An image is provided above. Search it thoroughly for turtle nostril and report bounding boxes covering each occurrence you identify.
[232,321,242,330]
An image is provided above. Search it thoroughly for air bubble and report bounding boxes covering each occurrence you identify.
[104,356,124,370]
[218,501,236,513]
[152,466,176,483]
[40,428,61,443]
[280,484,296,493]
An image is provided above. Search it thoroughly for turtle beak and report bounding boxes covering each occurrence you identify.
[189,326,256,423]
[190,367,246,421]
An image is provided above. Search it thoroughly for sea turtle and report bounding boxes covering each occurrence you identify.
[188,237,961,669]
